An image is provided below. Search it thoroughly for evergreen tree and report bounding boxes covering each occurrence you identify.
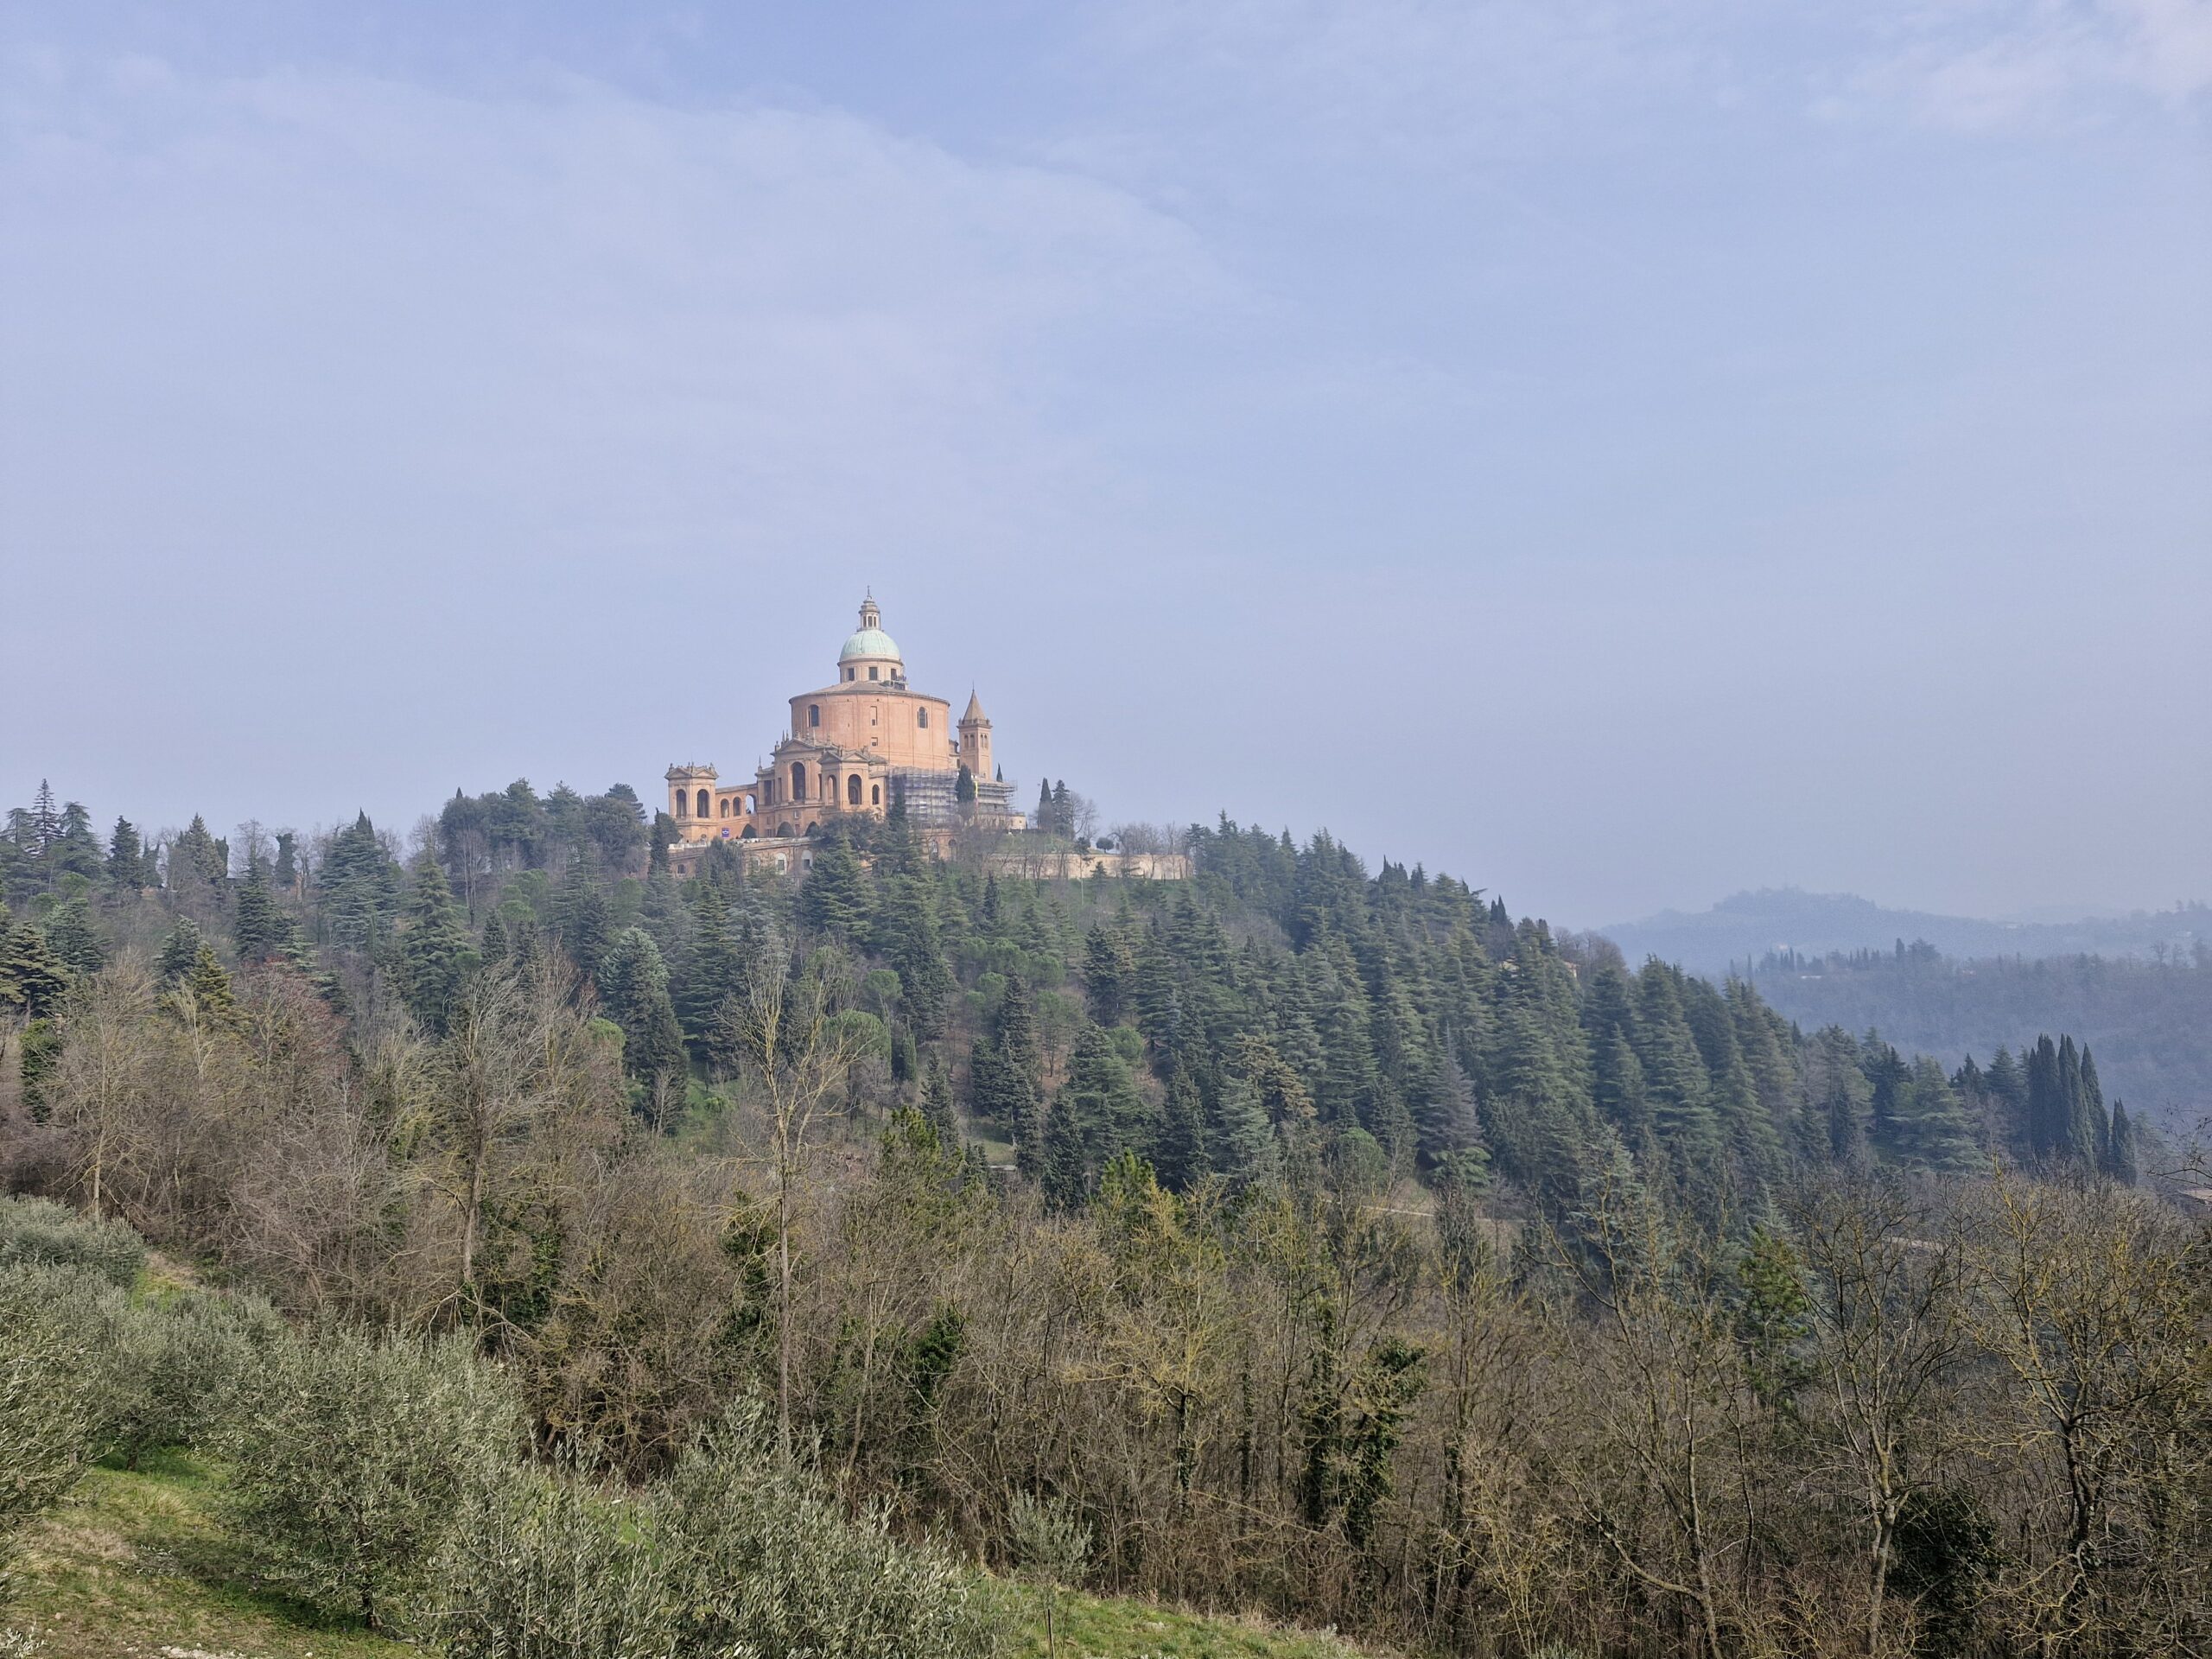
[1046,1024,1149,1206]
[273,830,299,892]
[43,897,104,977]
[233,862,298,963]
[479,911,509,963]
[874,874,955,1040]
[105,818,144,894]
[678,883,746,1052]
[598,926,687,1092]
[920,1057,957,1144]
[1154,1065,1209,1191]
[1410,1053,1481,1170]
[1210,1071,1278,1187]
[2104,1100,2139,1185]
[798,835,872,941]
[156,918,206,984]
[556,874,613,984]
[181,942,240,1027]
[320,812,402,950]
[397,854,473,1035]
[1082,925,1135,1025]
[0,913,72,1018]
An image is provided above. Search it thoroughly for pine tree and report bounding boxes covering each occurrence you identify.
[479,911,509,963]
[598,926,687,1090]
[798,835,872,941]
[1154,1065,1208,1191]
[156,918,205,984]
[556,874,613,983]
[1082,925,1135,1025]
[233,862,297,963]
[41,897,103,977]
[397,854,473,1035]
[677,882,746,1052]
[181,942,239,1027]
[320,812,402,949]
[1410,1053,1481,1170]
[874,874,955,1039]
[0,914,72,1018]
[105,818,144,894]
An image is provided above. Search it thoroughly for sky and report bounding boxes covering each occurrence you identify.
[2,1,2208,927]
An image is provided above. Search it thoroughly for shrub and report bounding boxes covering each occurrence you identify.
[432,1454,671,1659]
[220,1323,523,1630]
[0,1196,145,1288]
[97,1287,286,1469]
[0,1264,109,1603]
[654,1398,1004,1659]
[430,1397,1005,1659]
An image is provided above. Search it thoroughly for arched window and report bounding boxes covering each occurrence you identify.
[809,704,821,728]
[674,789,688,817]
[791,762,807,800]
[696,788,709,817]
[918,709,929,729]
[847,774,862,805]
[870,784,880,805]
[718,798,728,817]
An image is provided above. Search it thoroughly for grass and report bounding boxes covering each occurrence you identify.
[8,1451,408,1659]
[8,1454,1376,1659]
[1009,1585,1375,1658]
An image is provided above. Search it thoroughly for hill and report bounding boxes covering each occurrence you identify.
[1601,887,2209,976]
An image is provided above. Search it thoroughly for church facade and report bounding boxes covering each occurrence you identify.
[664,596,1020,874]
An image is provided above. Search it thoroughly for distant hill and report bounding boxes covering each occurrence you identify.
[1601,888,2209,977]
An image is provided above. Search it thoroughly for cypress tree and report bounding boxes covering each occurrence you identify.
[2104,1100,2139,1185]
[920,1056,957,1144]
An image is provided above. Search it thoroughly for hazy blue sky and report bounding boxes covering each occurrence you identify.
[3,2,2207,925]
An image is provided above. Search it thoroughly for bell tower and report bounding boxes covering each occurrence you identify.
[957,690,992,785]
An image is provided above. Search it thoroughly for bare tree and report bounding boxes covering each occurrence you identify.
[1790,1174,1966,1656]
[716,927,874,1454]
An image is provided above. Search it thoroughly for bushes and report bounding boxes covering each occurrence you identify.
[433,1397,1006,1659]
[0,1194,145,1287]
[95,1287,284,1470]
[220,1323,524,1630]
[0,1263,108,1602]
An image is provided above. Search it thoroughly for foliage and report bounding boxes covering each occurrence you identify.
[219,1324,523,1630]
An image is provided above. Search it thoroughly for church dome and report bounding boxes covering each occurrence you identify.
[839,626,900,663]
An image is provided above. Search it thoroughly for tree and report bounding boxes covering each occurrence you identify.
[716,929,875,1452]
[398,854,473,1037]
[597,927,686,1103]
[43,898,104,978]
[919,1055,957,1143]
[320,812,401,950]
[233,861,297,963]
[221,1324,520,1630]
[1009,1490,1091,1659]
[799,835,872,941]
[556,875,613,985]
[104,818,144,895]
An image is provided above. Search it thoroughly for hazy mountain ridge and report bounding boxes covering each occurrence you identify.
[1602,887,2209,976]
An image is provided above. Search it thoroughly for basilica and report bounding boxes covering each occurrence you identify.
[664,596,1020,874]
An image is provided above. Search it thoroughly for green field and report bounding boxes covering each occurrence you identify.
[8,1454,1376,1659]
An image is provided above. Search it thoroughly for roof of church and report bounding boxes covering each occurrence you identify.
[963,690,987,721]
[838,626,901,663]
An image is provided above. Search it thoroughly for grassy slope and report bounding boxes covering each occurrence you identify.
[10,1455,1375,1659]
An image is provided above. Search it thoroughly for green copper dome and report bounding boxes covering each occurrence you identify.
[838,626,900,663]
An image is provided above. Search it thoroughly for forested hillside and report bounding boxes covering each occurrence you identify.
[1743,943,2211,1135]
[3,778,2207,1658]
